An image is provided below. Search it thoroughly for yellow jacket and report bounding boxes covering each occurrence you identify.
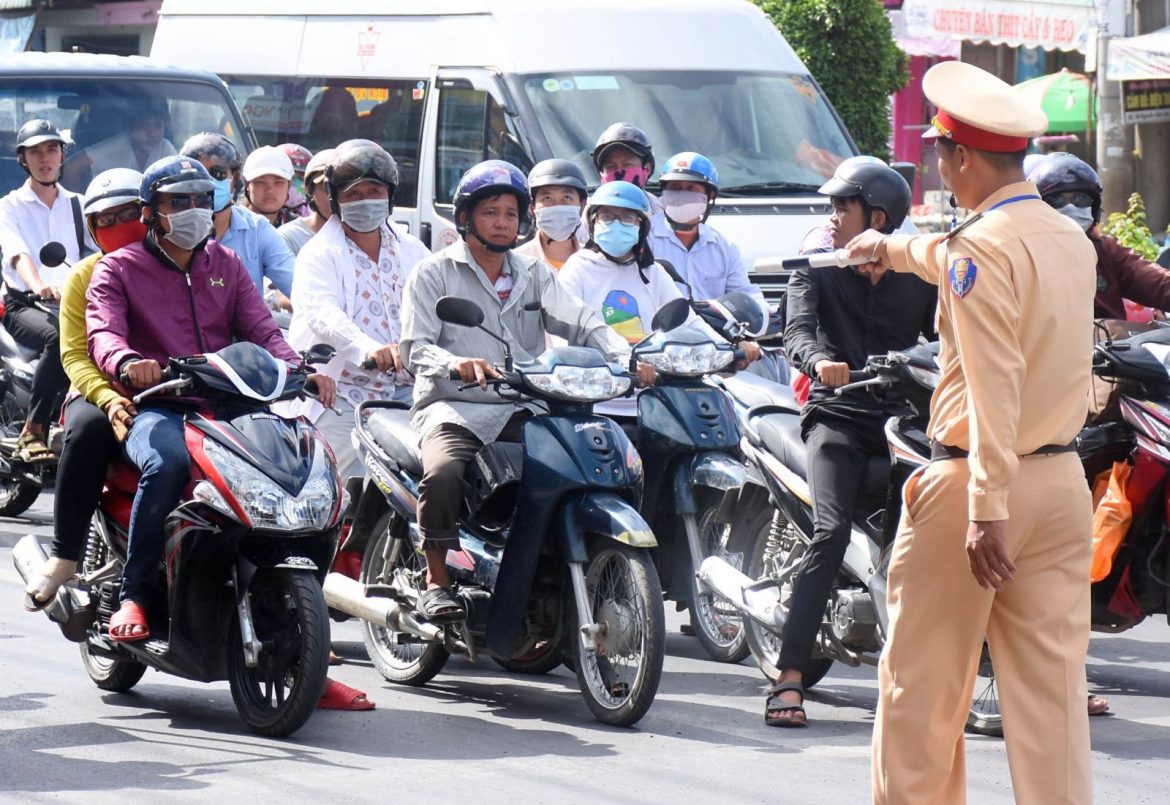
[60,252,120,411]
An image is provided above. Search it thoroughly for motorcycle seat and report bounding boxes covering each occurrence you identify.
[717,373,799,412]
[365,407,423,477]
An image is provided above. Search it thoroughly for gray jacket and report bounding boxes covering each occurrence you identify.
[400,241,630,443]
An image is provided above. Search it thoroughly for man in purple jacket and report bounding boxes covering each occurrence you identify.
[86,155,335,641]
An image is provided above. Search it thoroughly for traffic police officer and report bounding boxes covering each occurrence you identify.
[845,61,1096,804]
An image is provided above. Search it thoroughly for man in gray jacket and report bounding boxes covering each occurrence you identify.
[400,160,638,621]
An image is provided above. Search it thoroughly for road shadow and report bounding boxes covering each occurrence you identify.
[0,691,51,712]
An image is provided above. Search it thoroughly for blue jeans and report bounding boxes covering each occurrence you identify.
[120,407,190,603]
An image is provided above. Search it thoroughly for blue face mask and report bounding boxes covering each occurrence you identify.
[593,219,640,259]
[212,177,233,212]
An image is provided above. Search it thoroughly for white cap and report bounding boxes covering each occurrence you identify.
[243,146,294,182]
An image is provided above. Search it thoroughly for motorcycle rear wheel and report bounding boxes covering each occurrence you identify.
[687,503,750,664]
[227,569,330,738]
[80,642,146,692]
[741,505,834,688]
[573,542,665,727]
[359,526,450,686]
[0,476,41,517]
[493,641,565,675]
[966,644,1004,737]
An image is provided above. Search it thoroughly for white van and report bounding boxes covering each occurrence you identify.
[151,0,857,301]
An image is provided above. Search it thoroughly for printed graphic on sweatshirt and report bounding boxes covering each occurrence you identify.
[602,289,646,343]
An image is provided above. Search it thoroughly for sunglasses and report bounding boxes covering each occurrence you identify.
[596,210,641,226]
[93,205,142,228]
[1044,191,1094,210]
[158,193,214,211]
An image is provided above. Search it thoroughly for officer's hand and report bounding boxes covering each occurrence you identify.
[966,520,1016,591]
[452,357,501,390]
[843,229,890,274]
[123,359,162,388]
[306,374,336,408]
[736,340,762,369]
[104,396,136,443]
[635,361,657,388]
[814,359,850,388]
[366,343,404,374]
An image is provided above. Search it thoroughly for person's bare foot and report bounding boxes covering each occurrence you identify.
[1088,694,1110,716]
[23,557,77,611]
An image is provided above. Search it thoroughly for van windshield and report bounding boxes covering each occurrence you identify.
[0,77,248,195]
[518,71,854,193]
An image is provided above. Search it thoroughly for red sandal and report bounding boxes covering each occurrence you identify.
[108,600,151,642]
[317,678,376,711]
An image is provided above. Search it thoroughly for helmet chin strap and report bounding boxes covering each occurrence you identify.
[469,223,513,254]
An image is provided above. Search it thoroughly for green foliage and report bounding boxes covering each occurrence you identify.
[1101,193,1160,262]
[754,0,908,160]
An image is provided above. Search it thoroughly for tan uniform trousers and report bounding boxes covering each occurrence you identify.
[872,453,1092,805]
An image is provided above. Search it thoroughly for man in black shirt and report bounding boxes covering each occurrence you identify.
[768,160,935,727]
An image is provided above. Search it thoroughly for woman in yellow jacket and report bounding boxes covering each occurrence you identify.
[23,168,142,611]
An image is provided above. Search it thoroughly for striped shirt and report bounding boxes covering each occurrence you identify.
[400,241,630,443]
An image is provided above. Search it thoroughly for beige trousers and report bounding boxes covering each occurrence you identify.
[871,453,1093,804]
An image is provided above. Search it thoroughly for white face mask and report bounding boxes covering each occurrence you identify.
[534,204,582,242]
[162,207,213,251]
[661,189,708,227]
[339,198,389,233]
[1057,203,1094,232]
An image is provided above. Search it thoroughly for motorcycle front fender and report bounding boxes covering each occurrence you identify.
[671,452,746,514]
[555,491,657,563]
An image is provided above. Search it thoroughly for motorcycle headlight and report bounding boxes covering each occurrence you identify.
[526,365,632,402]
[639,342,734,377]
[201,438,337,531]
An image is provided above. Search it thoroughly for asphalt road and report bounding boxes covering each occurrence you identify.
[1,492,1168,804]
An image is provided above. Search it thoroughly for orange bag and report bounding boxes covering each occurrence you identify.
[1090,461,1133,583]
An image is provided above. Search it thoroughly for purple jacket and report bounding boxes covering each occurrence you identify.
[87,238,299,380]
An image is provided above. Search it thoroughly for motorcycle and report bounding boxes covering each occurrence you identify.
[13,341,344,737]
[323,295,680,727]
[0,242,70,516]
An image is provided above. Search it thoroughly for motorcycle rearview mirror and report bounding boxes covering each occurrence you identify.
[435,295,513,371]
[651,297,691,333]
[302,343,336,366]
[39,241,68,269]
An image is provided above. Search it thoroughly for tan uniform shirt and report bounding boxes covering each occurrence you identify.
[885,181,1096,520]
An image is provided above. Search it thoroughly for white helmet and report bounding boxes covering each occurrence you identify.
[83,168,144,217]
[242,145,294,182]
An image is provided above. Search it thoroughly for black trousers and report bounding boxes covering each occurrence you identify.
[52,396,119,561]
[779,409,889,673]
[3,296,66,430]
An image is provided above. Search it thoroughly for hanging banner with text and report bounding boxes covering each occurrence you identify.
[1122,79,1170,125]
[902,0,1095,54]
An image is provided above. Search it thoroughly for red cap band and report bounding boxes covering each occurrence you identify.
[929,110,1029,153]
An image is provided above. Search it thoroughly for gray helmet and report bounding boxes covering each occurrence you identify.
[527,159,588,201]
[179,131,242,172]
[818,159,911,231]
[325,139,399,214]
[591,122,654,174]
[83,168,143,217]
[16,118,67,152]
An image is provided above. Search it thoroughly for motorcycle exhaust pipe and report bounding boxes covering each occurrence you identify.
[323,572,450,644]
[697,556,786,631]
[12,535,90,642]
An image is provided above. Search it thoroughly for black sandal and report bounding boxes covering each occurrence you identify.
[417,587,466,622]
[765,681,807,728]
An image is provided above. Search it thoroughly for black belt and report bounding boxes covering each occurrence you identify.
[929,439,1077,462]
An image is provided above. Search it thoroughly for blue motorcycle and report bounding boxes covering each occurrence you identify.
[325,296,680,726]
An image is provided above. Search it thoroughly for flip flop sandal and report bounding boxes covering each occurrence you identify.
[317,678,376,711]
[14,434,54,464]
[417,587,466,622]
[1088,694,1110,716]
[108,600,151,643]
[765,681,808,728]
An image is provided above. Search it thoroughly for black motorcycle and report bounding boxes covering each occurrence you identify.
[14,341,343,737]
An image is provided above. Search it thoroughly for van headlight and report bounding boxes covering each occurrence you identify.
[639,342,734,377]
[199,438,337,531]
[526,365,632,402]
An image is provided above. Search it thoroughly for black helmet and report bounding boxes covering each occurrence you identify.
[591,122,654,174]
[527,158,588,201]
[139,156,216,206]
[325,139,400,215]
[16,118,67,152]
[1027,152,1102,222]
[818,158,912,232]
[179,132,242,172]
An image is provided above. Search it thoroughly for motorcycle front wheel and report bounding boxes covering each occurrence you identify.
[227,569,330,738]
[359,525,449,686]
[687,501,750,664]
[573,542,665,727]
[741,505,833,688]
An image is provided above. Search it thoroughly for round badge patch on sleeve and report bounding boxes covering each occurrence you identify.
[949,257,976,298]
